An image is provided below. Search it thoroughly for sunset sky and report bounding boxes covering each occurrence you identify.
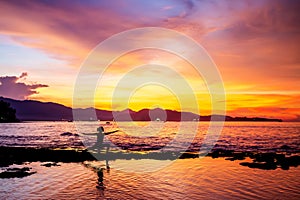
[0,0,299,121]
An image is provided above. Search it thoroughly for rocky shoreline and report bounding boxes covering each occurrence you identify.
[0,146,299,178]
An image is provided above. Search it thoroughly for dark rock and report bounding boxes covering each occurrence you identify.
[280,163,290,170]
[254,153,276,163]
[239,153,300,170]
[225,157,235,161]
[60,132,79,137]
[41,162,60,167]
[0,167,36,179]
[240,162,252,167]
[285,156,300,167]
[280,145,291,149]
[226,152,246,161]
[179,152,199,159]
[240,162,277,170]
[60,132,73,136]
[0,146,299,172]
[6,167,31,172]
[209,149,235,158]
[275,154,285,162]
[0,162,12,167]
[211,150,220,158]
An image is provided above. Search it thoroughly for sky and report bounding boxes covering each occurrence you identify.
[0,0,299,121]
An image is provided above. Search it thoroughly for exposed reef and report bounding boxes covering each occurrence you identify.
[0,147,299,171]
[0,167,36,178]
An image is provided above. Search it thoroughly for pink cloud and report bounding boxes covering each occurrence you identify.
[0,0,299,119]
[0,73,48,100]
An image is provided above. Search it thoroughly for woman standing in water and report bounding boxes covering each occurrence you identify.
[84,126,118,170]
[84,126,119,153]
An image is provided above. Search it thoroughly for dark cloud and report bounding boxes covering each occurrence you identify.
[0,73,48,100]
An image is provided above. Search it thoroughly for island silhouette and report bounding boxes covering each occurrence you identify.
[0,96,282,122]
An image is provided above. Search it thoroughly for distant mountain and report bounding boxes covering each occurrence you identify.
[0,97,72,121]
[0,97,282,122]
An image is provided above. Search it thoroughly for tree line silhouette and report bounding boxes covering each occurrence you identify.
[0,100,19,122]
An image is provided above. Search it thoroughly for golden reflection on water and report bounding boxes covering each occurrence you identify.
[0,122,299,199]
[1,157,299,199]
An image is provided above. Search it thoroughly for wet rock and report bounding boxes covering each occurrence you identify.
[0,162,12,168]
[0,146,299,172]
[6,167,31,172]
[60,132,79,137]
[210,149,236,158]
[275,154,285,162]
[253,153,276,163]
[280,163,290,170]
[211,150,220,158]
[285,156,300,167]
[239,153,300,170]
[225,157,235,161]
[280,145,291,149]
[179,152,199,159]
[225,152,246,161]
[0,167,36,178]
[60,132,73,136]
[41,162,60,167]
[240,162,277,170]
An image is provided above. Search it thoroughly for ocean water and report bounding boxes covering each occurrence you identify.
[0,158,299,199]
[0,122,299,199]
[0,121,299,153]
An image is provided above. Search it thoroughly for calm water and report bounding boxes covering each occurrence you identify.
[0,158,299,199]
[0,122,299,199]
[0,121,299,153]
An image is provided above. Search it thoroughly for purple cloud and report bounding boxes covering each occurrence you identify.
[0,73,48,100]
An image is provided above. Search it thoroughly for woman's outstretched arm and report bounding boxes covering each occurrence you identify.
[104,130,119,135]
[82,133,98,135]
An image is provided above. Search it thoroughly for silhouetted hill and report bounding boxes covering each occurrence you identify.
[0,97,72,121]
[0,97,282,122]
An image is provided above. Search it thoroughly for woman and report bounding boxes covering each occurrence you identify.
[84,126,119,153]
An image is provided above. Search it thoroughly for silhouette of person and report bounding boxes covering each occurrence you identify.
[84,126,118,153]
[84,126,118,169]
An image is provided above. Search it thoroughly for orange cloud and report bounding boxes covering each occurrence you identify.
[0,0,299,121]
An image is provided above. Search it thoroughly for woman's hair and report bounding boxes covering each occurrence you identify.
[97,126,105,132]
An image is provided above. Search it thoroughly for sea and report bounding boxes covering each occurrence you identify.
[0,121,299,199]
